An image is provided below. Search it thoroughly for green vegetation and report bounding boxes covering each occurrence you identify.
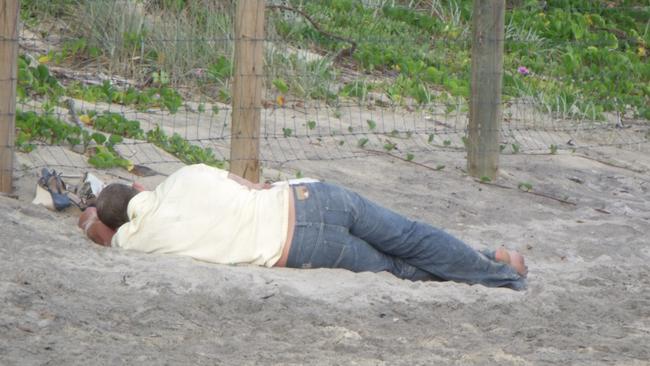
[14,110,130,169]
[22,0,234,102]
[273,0,648,118]
[145,126,225,168]
[18,56,184,114]
[15,110,82,152]
[13,0,650,171]
[16,49,225,169]
[17,56,64,100]
[91,112,144,139]
[505,0,650,119]
[67,79,184,114]
[20,0,649,120]
[20,0,76,20]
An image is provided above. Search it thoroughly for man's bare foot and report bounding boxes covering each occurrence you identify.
[495,247,528,277]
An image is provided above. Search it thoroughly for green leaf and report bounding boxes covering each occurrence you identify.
[511,144,520,154]
[461,136,468,148]
[383,140,396,151]
[518,182,533,192]
[357,137,369,147]
[159,87,183,114]
[108,134,123,145]
[307,120,316,130]
[366,119,377,130]
[480,176,492,183]
[91,133,106,145]
[207,56,233,81]
[273,79,289,94]
[152,70,170,86]
[282,128,293,137]
[406,153,414,161]
[218,89,231,103]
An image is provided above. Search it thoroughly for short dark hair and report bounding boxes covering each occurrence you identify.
[96,183,140,230]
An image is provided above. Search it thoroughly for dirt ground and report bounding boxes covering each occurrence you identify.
[1,140,649,365]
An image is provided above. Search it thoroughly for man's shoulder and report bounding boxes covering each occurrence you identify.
[177,164,227,177]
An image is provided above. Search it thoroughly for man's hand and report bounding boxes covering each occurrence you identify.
[78,207,115,247]
[132,182,146,192]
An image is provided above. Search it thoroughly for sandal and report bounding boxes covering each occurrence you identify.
[38,168,71,211]
[75,179,98,209]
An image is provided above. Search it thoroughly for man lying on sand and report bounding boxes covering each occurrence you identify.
[79,164,528,290]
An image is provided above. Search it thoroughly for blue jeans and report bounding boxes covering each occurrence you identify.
[286,183,526,290]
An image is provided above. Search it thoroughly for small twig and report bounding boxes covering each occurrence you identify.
[573,153,647,174]
[48,65,133,88]
[478,180,577,206]
[365,149,446,172]
[267,4,357,61]
[366,149,577,205]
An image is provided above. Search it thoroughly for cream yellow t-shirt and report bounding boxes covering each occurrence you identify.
[111,164,290,267]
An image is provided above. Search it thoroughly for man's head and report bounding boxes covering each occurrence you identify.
[96,183,141,230]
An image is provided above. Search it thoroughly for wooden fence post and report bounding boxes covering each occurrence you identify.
[467,0,505,180]
[230,0,265,182]
[0,0,19,193]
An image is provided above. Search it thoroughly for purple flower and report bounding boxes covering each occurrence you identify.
[518,66,530,76]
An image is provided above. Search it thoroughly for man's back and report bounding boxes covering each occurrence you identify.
[112,164,291,267]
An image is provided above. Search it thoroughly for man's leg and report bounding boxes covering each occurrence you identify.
[287,183,435,281]
[331,183,526,290]
[287,225,435,281]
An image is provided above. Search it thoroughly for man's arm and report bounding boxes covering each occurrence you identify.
[227,173,271,190]
[78,207,115,247]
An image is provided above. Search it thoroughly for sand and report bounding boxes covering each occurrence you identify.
[1,142,649,365]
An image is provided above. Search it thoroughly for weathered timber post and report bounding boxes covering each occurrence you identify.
[467,0,505,180]
[0,0,19,193]
[230,0,265,182]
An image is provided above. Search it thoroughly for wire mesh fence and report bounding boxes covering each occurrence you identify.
[7,0,650,181]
